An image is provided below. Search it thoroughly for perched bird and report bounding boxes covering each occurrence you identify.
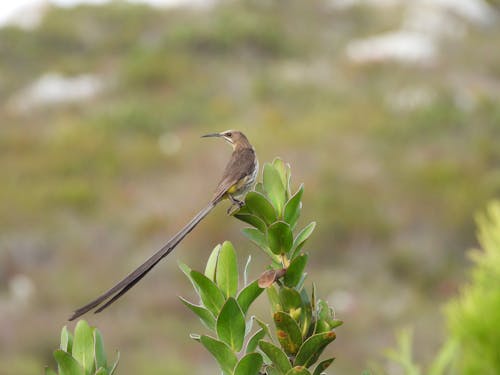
[69,130,258,320]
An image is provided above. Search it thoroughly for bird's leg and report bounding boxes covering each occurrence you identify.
[227,194,244,215]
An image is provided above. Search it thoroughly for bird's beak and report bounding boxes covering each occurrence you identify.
[201,132,222,138]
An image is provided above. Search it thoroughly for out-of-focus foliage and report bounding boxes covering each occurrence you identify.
[0,0,499,374]
[370,201,500,375]
[446,201,500,375]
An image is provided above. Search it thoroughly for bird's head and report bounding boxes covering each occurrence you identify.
[202,130,251,150]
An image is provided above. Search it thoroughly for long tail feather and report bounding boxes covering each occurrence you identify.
[69,201,216,321]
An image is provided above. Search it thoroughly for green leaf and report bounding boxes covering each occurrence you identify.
[190,270,226,316]
[258,340,292,374]
[216,241,239,298]
[200,335,238,375]
[299,289,313,338]
[53,349,85,375]
[285,367,312,375]
[294,331,336,368]
[291,222,316,258]
[234,352,264,375]
[242,228,268,249]
[216,297,246,352]
[179,297,216,330]
[237,280,264,315]
[263,163,287,215]
[274,312,303,355]
[245,191,277,225]
[95,368,107,375]
[272,158,291,199]
[205,244,221,281]
[279,287,303,317]
[254,317,275,345]
[284,254,308,288]
[178,261,194,285]
[268,221,293,255]
[265,366,281,375]
[72,320,95,374]
[60,326,73,353]
[284,185,304,230]
[93,329,107,371]
[312,358,335,375]
[242,228,280,261]
[234,212,267,233]
[45,367,57,375]
[246,328,266,354]
[267,285,282,312]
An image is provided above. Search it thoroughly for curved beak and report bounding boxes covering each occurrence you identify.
[201,132,221,138]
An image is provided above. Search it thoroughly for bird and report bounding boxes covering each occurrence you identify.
[69,130,258,321]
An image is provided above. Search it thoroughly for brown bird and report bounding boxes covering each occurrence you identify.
[69,130,258,320]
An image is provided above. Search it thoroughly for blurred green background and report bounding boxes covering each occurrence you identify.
[1,0,499,373]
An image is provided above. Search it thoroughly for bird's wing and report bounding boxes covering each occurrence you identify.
[212,148,256,202]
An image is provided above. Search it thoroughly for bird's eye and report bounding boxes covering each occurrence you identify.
[225,132,232,137]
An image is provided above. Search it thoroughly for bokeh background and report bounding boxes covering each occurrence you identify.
[1,0,499,373]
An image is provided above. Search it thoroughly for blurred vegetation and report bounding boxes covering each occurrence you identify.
[446,201,500,375]
[370,200,500,375]
[0,1,499,374]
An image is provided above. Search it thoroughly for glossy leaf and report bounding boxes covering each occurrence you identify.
[258,340,292,374]
[263,163,287,215]
[72,320,95,374]
[94,368,107,375]
[294,331,336,368]
[242,228,280,262]
[216,297,246,352]
[246,328,266,354]
[190,270,226,316]
[60,326,73,353]
[284,254,308,288]
[53,349,85,375]
[268,221,293,255]
[234,352,264,375]
[274,312,303,355]
[284,185,304,230]
[237,280,264,315]
[285,367,312,375]
[205,244,221,281]
[200,335,238,375]
[312,358,335,375]
[291,222,316,258]
[179,297,216,330]
[216,241,238,298]
[245,191,277,225]
[94,329,107,371]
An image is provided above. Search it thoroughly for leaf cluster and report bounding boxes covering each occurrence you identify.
[45,321,119,375]
[181,159,342,375]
